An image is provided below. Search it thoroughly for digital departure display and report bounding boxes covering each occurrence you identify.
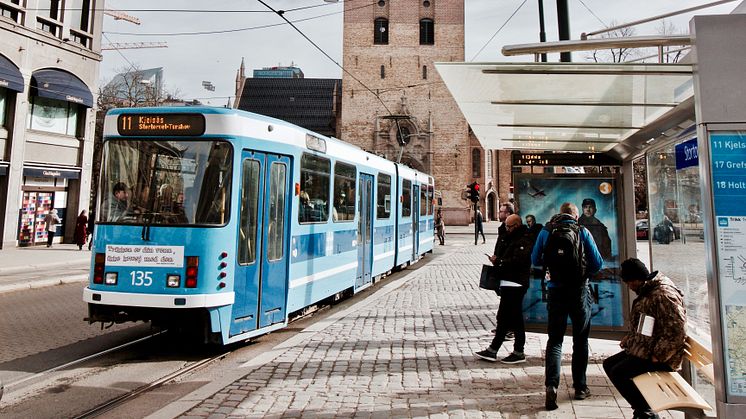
[117,113,206,136]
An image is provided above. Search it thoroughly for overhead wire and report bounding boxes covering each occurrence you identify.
[105,1,376,37]
[576,0,608,28]
[469,0,527,62]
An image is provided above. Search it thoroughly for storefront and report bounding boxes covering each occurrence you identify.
[18,167,80,246]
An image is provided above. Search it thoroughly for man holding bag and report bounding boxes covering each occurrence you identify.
[475,214,533,364]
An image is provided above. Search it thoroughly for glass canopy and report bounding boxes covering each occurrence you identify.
[435,62,693,152]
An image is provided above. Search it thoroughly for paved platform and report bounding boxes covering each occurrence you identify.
[0,243,91,293]
[149,237,682,419]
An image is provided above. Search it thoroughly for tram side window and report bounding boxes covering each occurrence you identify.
[420,185,427,216]
[299,153,330,223]
[268,162,286,261]
[333,162,356,222]
[402,179,412,217]
[239,159,260,265]
[428,185,433,215]
[377,173,391,219]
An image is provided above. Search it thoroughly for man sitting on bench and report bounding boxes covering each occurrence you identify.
[603,258,687,419]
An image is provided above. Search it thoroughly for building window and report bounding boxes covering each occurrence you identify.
[472,148,481,178]
[486,150,493,179]
[69,0,94,47]
[37,0,63,37]
[422,65,427,80]
[0,88,6,126]
[1,0,25,23]
[27,96,79,136]
[70,0,92,31]
[420,18,434,45]
[374,18,388,45]
[380,65,385,79]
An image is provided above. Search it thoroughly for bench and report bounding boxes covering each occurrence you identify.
[632,335,714,416]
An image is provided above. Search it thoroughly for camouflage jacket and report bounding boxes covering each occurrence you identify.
[620,272,687,370]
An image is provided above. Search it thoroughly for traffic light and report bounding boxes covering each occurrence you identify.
[468,182,480,202]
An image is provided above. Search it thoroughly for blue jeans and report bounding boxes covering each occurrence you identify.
[545,283,592,389]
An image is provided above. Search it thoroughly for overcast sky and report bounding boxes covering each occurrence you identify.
[100,0,740,106]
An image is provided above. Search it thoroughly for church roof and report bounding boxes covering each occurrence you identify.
[236,78,342,137]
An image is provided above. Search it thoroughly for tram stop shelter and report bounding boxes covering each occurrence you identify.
[436,9,746,419]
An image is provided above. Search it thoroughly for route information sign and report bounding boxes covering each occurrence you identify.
[710,131,746,397]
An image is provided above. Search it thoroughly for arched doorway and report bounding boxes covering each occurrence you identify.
[486,191,497,221]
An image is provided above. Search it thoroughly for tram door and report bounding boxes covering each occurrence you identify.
[412,184,420,260]
[356,173,374,290]
[232,151,291,336]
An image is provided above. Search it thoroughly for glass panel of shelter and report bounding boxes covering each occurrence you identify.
[645,138,714,412]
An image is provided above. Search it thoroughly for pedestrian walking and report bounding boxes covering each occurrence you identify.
[491,202,516,340]
[475,208,486,245]
[74,210,88,250]
[603,258,687,419]
[87,212,95,250]
[435,208,445,245]
[531,202,603,410]
[44,209,61,248]
[475,214,532,364]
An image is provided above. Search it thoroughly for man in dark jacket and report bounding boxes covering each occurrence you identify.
[525,214,543,243]
[476,214,533,364]
[603,258,687,419]
[578,198,612,260]
[532,203,603,410]
[490,202,516,339]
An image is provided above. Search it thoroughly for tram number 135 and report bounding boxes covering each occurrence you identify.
[130,271,153,286]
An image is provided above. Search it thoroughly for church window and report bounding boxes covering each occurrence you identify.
[420,19,434,45]
[380,65,385,79]
[422,65,427,80]
[472,148,481,178]
[374,18,388,45]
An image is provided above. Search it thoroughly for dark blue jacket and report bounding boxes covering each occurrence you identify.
[531,215,603,283]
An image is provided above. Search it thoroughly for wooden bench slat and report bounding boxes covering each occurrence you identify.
[631,335,714,414]
[633,371,712,412]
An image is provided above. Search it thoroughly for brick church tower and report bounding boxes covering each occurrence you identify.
[340,0,484,224]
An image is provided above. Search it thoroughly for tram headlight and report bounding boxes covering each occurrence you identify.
[104,272,118,285]
[166,274,181,288]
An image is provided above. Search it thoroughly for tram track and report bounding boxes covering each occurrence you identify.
[3,330,166,394]
[71,350,229,419]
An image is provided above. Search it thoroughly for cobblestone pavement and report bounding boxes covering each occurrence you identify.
[0,282,134,364]
[169,238,680,419]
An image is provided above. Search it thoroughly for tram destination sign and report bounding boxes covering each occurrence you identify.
[117,113,206,136]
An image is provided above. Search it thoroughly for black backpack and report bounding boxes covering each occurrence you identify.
[544,222,586,285]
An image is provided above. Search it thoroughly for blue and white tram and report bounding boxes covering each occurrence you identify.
[84,107,434,344]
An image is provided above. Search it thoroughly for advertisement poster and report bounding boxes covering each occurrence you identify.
[709,131,746,397]
[514,174,624,328]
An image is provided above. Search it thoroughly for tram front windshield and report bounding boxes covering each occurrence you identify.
[99,139,232,226]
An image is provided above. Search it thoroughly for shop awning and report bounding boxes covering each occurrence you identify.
[0,54,24,92]
[435,62,693,157]
[31,68,93,107]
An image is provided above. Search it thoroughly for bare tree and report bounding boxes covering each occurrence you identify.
[656,19,686,63]
[97,65,163,109]
[586,23,639,63]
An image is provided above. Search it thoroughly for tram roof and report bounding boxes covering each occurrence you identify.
[434,62,694,161]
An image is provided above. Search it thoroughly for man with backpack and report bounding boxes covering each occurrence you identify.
[531,202,603,411]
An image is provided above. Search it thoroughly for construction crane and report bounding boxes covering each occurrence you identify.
[102,42,168,51]
[103,9,140,25]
